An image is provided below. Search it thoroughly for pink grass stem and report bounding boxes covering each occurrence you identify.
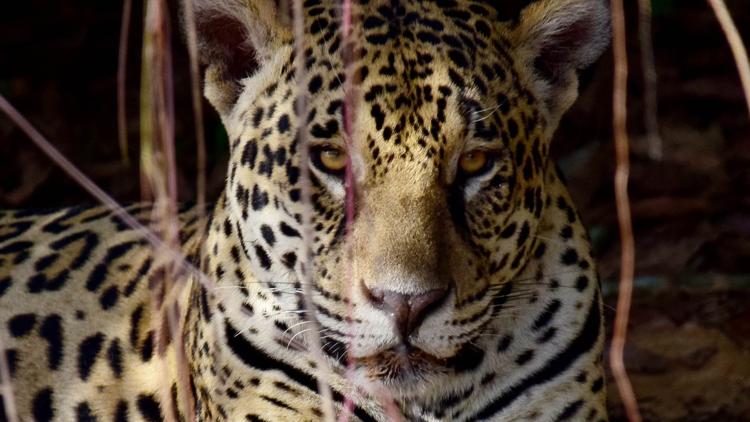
[609,0,642,421]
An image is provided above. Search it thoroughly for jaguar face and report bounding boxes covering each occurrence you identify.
[197,0,608,394]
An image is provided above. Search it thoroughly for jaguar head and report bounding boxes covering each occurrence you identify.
[194,0,609,394]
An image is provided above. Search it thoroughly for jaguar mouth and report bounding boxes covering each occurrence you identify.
[355,345,449,384]
[352,338,487,390]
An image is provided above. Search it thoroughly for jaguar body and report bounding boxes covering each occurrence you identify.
[1,0,610,420]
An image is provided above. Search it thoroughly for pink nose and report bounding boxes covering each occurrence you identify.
[364,286,449,339]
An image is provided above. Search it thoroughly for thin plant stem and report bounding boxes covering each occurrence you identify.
[291,0,336,419]
[335,1,400,419]
[638,0,662,160]
[117,0,133,166]
[609,0,642,421]
[338,3,387,420]
[141,0,190,419]
[181,0,208,221]
[338,0,358,419]
[707,0,750,119]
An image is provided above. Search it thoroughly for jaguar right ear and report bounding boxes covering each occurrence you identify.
[510,0,610,128]
[189,0,292,116]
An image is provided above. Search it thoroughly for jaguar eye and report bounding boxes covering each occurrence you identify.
[312,144,347,175]
[458,150,491,177]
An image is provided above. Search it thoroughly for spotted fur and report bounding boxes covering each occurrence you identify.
[1,0,610,420]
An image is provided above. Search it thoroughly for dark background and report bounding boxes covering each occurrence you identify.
[1,0,750,420]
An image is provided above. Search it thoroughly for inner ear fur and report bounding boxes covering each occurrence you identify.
[511,0,610,125]
[189,0,292,115]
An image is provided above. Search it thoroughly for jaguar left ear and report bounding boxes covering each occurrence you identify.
[188,0,292,117]
[511,0,610,126]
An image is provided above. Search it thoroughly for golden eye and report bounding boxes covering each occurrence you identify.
[316,145,347,173]
[459,150,489,175]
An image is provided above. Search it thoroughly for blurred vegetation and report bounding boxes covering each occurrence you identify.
[651,0,676,17]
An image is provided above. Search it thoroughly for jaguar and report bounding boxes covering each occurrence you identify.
[0,0,610,420]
